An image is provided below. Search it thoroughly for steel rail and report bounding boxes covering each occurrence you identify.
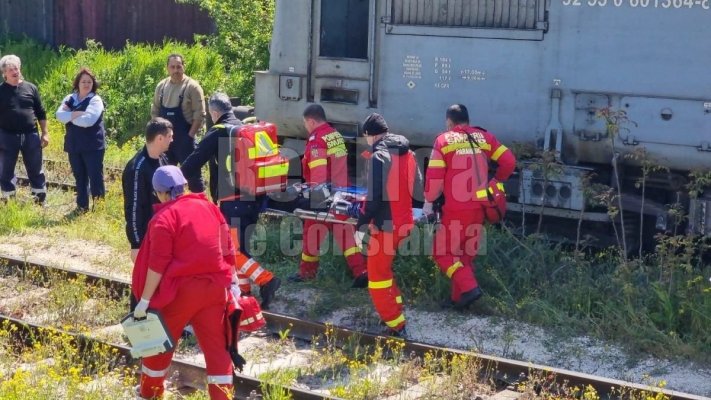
[16,176,76,192]
[1,255,706,400]
[0,309,336,400]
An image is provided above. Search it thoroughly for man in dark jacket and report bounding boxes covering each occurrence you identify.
[122,118,172,261]
[348,113,422,338]
[181,92,280,309]
[0,55,49,204]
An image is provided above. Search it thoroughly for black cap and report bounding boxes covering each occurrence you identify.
[362,113,388,136]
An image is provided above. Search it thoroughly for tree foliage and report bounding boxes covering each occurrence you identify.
[178,0,275,104]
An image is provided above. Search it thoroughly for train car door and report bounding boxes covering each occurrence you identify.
[308,0,376,138]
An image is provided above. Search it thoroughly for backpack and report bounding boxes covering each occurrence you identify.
[463,127,507,224]
[222,122,289,197]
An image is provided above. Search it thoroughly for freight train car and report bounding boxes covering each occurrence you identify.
[255,0,711,245]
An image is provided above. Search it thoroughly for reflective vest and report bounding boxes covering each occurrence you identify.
[217,122,289,198]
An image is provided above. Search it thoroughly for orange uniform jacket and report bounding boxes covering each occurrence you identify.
[424,125,516,211]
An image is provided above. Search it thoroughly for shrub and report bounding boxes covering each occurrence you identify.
[40,40,227,145]
[0,36,60,83]
[178,0,275,103]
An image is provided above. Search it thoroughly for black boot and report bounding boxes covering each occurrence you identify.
[351,272,368,288]
[287,273,308,283]
[383,326,409,340]
[33,192,46,207]
[259,277,281,309]
[453,287,483,310]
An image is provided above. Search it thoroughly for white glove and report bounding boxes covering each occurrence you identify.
[354,231,366,248]
[422,201,433,216]
[133,298,150,319]
[230,282,241,299]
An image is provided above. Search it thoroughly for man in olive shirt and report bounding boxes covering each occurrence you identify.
[0,55,49,204]
[150,53,205,192]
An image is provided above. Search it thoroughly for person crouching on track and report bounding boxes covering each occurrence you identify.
[348,113,422,338]
[290,104,368,287]
[132,165,237,400]
[423,104,516,310]
[181,92,280,309]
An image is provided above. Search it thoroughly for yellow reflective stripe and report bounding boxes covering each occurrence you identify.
[487,182,506,194]
[490,145,509,161]
[247,131,279,159]
[475,189,488,199]
[225,154,232,173]
[428,159,446,168]
[258,161,289,178]
[302,253,319,262]
[343,246,360,257]
[441,141,491,154]
[446,261,463,278]
[326,145,347,156]
[213,124,225,129]
[308,158,327,169]
[369,279,393,289]
[384,314,406,328]
[441,142,471,154]
[395,296,403,304]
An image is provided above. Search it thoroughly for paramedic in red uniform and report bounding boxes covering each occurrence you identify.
[181,92,280,309]
[348,113,422,337]
[290,104,368,287]
[424,104,516,310]
[132,165,236,400]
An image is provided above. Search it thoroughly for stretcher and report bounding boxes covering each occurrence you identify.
[264,183,427,225]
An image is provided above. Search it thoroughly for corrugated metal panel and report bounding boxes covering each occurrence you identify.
[53,0,214,49]
[392,0,539,29]
[0,0,54,44]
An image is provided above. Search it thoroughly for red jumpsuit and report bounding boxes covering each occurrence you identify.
[132,193,236,400]
[356,133,421,332]
[424,125,516,302]
[299,122,366,279]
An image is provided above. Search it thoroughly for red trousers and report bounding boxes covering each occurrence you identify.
[367,228,410,331]
[300,219,366,278]
[139,277,233,400]
[432,206,485,302]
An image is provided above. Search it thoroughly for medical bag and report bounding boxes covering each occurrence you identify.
[228,122,289,196]
[121,311,175,358]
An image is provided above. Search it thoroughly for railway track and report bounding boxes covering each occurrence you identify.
[1,255,704,400]
[13,157,123,192]
[0,316,335,400]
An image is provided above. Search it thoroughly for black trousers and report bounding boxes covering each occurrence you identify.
[0,131,46,198]
[220,197,264,258]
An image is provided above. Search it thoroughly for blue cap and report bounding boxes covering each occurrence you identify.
[152,165,187,199]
